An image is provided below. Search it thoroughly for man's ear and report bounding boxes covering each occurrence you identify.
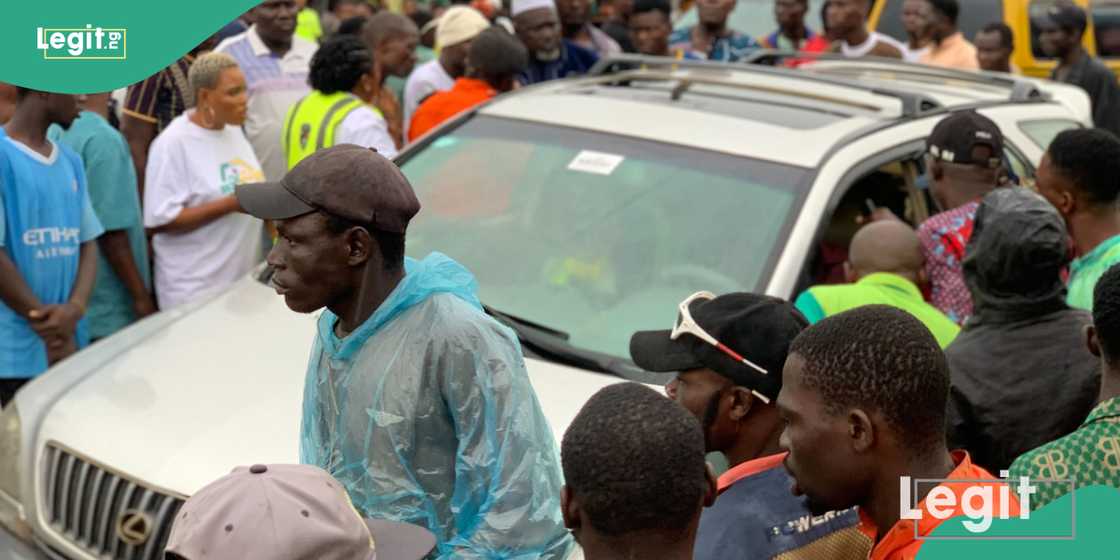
[929,159,945,182]
[728,387,754,421]
[848,409,875,453]
[346,227,374,267]
[703,463,719,507]
[1086,324,1102,358]
[843,261,859,284]
[561,485,580,530]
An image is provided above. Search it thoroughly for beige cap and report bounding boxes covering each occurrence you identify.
[165,464,435,560]
[436,6,491,48]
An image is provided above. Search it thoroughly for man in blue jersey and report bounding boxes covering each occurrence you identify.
[0,88,104,406]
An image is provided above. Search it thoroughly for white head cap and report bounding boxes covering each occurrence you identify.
[511,0,557,17]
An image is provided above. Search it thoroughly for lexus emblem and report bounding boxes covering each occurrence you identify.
[116,509,153,546]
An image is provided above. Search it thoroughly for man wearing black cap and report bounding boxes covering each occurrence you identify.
[1039,1,1120,135]
[630,292,869,560]
[234,144,572,559]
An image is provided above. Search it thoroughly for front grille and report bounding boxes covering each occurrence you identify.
[42,443,184,560]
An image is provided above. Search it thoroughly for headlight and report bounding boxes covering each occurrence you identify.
[0,402,32,543]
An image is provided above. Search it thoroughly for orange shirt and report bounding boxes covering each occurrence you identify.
[717,452,787,494]
[919,32,979,71]
[408,78,495,142]
[860,451,1020,560]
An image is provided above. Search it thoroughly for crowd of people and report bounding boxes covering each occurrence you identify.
[4,0,1120,558]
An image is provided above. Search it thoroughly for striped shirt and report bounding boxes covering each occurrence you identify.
[216,25,317,182]
[122,55,194,133]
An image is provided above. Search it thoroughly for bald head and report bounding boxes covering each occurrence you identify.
[847,221,925,283]
[363,12,420,78]
[363,12,418,48]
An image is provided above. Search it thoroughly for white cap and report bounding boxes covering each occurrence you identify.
[511,0,557,17]
[436,6,491,48]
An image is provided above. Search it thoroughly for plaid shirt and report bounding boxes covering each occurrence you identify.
[668,27,761,62]
[122,55,193,132]
[918,202,979,325]
[1009,397,1120,511]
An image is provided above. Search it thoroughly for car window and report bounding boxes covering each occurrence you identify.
[1094,0,1120,57]
[1004,145,1033,184]
[675,0,824,39]
[1020,118,1082,149]
[399,116,810,359]
[876,0,1003,45]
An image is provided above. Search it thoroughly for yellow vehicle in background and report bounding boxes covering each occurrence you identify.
[868,0,1120,79]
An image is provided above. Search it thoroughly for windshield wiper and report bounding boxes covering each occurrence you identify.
[483,304,668,384]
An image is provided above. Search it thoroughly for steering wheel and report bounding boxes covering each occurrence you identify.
[657,264,743,295]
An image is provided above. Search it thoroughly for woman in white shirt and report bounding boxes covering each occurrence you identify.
[144,52,265,310]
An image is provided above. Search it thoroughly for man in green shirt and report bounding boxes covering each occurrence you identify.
[1036,128,1120,311]
[794,220,960,348]
[1009,263,1120,510]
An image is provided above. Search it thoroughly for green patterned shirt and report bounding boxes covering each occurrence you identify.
[1068,234,1120,311]
[1008,396,1120,510]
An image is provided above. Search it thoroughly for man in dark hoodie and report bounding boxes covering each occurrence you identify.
[945,187,1101,473]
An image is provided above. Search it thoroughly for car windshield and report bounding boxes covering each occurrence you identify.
[398,115,810,360]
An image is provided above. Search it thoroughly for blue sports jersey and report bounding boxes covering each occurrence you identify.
[0,128,104,378]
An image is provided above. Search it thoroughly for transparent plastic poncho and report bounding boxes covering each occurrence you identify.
[299,252,573,559]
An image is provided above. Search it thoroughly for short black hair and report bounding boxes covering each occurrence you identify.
[468,28,528,87]
[1048,128,1120,207]
[980,22,1014,49]
[1094,264,1120,363]
[329,0,368,11]
[322,212,406,271]
[309,35,373,94]
[562,383,707,536]
[926,0,959,24]
[410,10,434,31]
[789,305,950,456]
[631,0,671,19]
[336,15,369,36]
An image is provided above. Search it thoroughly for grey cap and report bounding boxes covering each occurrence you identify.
[165,464,436,560]
[235,144,421,233]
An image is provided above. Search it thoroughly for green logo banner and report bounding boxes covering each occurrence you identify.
[3,0,261,92]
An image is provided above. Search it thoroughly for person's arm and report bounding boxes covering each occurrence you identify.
[27,241,97,353]
[0,252,42,320]
[121,116,156,198]
[338,108,399,158]
[436,322,572,559]
[97,231,155,317]
[147,196,241,235]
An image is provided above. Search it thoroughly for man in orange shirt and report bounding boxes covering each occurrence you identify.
[409,28,528,141]
[778,305,1019,560]
[918,0,978,70]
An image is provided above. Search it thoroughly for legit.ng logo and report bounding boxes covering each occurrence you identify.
[36,25,126,60]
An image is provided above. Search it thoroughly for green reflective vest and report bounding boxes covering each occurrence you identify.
[794,273,960,349]
[283,90,377,170]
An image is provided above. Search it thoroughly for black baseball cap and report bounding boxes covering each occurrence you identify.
[1039,2,1088,33]
[629,293,808,401]
[927,110,1005,169]
[235,144,421,233]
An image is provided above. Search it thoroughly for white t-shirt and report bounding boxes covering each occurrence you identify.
[902,44,932,63]
[143,113,265,310]
[337,106,398,159]
[403,60,454,139]
[841,32,906,58]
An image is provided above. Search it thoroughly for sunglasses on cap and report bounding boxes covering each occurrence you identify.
[671,291,772,404]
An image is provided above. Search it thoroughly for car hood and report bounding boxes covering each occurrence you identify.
[33,275,626,497]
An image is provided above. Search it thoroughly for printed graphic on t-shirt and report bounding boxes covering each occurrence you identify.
[218,158,265,194]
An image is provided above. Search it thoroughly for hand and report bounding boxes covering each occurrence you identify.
[133,295,158,319]
[28,303,83,341]
[855,207,902,225]
[45,335,78,365]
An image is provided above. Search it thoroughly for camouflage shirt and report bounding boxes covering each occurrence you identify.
[1008,396,1120,510]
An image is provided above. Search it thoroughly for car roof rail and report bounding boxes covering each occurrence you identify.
[587,54,944,118]
[754,50,1053,103]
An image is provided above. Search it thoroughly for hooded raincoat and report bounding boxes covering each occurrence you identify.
[945,188,1101,473]
[299,253,573,559]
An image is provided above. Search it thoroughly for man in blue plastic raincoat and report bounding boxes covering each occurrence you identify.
[235,144,573,559]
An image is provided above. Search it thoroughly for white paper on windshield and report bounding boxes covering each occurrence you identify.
[567,150,624,176]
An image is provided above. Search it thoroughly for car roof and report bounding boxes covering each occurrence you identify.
[477,55,1078,168]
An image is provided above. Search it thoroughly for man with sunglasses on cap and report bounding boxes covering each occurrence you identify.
[165,463,436,560]
[629,292,870,560]
[234,144,572,559]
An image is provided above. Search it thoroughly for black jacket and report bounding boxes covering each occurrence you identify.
[1053,50,1120,136]
[945,188,1100,473]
